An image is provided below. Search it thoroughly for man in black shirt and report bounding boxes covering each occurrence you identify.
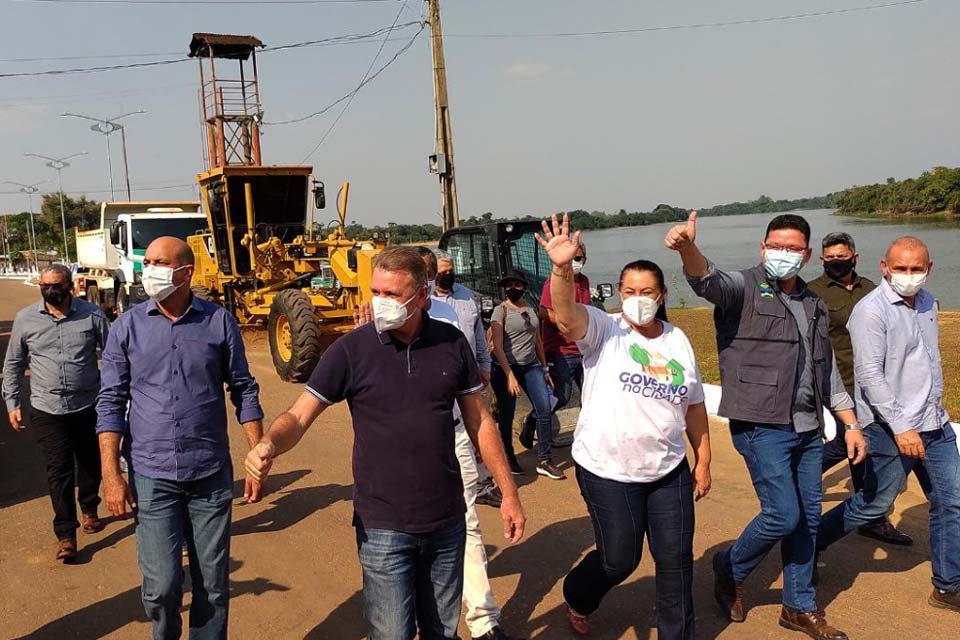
[246,247,525,639]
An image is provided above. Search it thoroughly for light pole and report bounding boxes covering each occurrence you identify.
[4,181,45,273]
[61,110,146,201]
[25,151,87,263]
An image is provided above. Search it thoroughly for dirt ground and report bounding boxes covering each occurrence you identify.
[0,279,955,639]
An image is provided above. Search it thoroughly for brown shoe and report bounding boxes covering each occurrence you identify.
[564,604,589,636]
[778,607,848,640]
[536,460,566,480]
[713,550,745,622]
[81,511,104,534]
[929,588,960,613]
[56,538,77,562]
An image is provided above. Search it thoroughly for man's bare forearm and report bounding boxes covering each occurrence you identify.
[678,244,709,278]
[262,412,309,456]
[241,420,263,450]
[99,432,124,477]
[474,416,519,499]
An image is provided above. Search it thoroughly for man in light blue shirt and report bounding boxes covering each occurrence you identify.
[818,236,960,614]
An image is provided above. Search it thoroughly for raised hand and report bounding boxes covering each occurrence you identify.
[535,213,582,267]
[665,210,698,252]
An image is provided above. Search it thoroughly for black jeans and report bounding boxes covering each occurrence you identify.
[822,433,865,492]
[31,406,102,539]
[563,461,695,640]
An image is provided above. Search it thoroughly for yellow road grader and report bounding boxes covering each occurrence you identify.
[184,33,385,381]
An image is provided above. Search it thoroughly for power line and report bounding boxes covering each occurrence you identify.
[300,0,416,161]
[444,0,928,39]
[0,23,423,78]
[7,0,395,5]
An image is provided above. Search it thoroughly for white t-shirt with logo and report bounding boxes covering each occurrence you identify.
[572,305,705,483]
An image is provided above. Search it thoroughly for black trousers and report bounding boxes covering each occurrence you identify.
[30,406,102,539]
[822,433,866,492]
[563,461,695,640]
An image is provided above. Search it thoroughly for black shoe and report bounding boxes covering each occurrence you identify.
[857,519,913,546]
[509,459,524,475]
[518,414,535,450]
[474,626,524,640]
[929,588,960,613]
[475,485,503,508]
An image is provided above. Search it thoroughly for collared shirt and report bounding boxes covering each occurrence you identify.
[306,312,482,533]
[686,262,852,432]
[807,273,876,394]
[431,283,492,374]
[848,278,948,434]
[96,296,263,482]
[3,297,109,415]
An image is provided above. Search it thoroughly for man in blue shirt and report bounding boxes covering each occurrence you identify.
[97,237,264,639]
[818,237,960,613]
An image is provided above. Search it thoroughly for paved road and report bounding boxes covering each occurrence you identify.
[0,280,954,638]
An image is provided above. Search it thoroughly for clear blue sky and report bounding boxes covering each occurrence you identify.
[0,0,957,225]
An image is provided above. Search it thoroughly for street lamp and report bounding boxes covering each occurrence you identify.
[61,110,146,201]
[25,151,87,263]
[4,180,46,273]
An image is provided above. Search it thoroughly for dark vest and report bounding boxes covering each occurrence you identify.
[715,265,833,427]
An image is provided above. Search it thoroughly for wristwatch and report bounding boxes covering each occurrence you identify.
[843,422,862,431]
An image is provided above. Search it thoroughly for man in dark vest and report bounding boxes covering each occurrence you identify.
[666,212,866,640]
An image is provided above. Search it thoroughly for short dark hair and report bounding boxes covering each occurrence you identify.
[822,232,856,252]
[414,246,438,277]
[765,214,811,246]
[373,246,428,289]
[41,263,73,287]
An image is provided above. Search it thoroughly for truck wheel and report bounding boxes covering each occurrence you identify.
[268,289,322,382]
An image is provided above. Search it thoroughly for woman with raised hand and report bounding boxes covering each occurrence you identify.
[535,213,712,639]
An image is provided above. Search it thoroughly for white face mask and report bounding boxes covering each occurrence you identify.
[621,295,660,327]
[372,294,417,332]
[763,248,805,281]
[571,258,585,275]
[888,271,927,297]
[142,264,187,302]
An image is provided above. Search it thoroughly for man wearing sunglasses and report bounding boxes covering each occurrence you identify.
[3,264,110,561]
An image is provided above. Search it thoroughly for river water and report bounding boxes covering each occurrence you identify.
[580,209,960,309]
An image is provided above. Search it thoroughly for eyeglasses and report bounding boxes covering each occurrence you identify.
[765,244,807,254]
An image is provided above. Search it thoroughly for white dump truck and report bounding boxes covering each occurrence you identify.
[74,201,208,316]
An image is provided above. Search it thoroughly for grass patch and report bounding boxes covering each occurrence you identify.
[669,308,959,418]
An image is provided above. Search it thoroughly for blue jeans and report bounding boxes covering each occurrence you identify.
[356,520,467,640]
[564,462,695,640]
[819,423,960,591]
[549,353,584,412]
[491,362,553,462]
[725,423,822,612]
[131,464,233,640]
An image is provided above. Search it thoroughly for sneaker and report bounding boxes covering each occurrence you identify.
[518,414,535,450]
[475,485,503,508]
[929,588,960,613]
[536,460,566,480]
[509,459,525,475]
[565,604,589,636]
[857,519,913,546]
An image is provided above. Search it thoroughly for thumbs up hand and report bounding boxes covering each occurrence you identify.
[665,210,698,252]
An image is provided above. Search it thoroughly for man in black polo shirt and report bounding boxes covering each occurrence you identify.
[246,247,525,639]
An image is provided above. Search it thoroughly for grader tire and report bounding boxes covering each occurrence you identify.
[268,289,322,382]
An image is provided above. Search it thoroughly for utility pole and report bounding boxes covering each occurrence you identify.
[62,110,145,201]
[5,181,44,273]
[427,0,460,231]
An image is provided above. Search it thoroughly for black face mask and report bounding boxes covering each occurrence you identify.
[823,258,856,281]
[40,286,70,306]
[435,272,456,290]
[504,288,525,303]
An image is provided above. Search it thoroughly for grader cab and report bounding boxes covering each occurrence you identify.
[186,33,385,381]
